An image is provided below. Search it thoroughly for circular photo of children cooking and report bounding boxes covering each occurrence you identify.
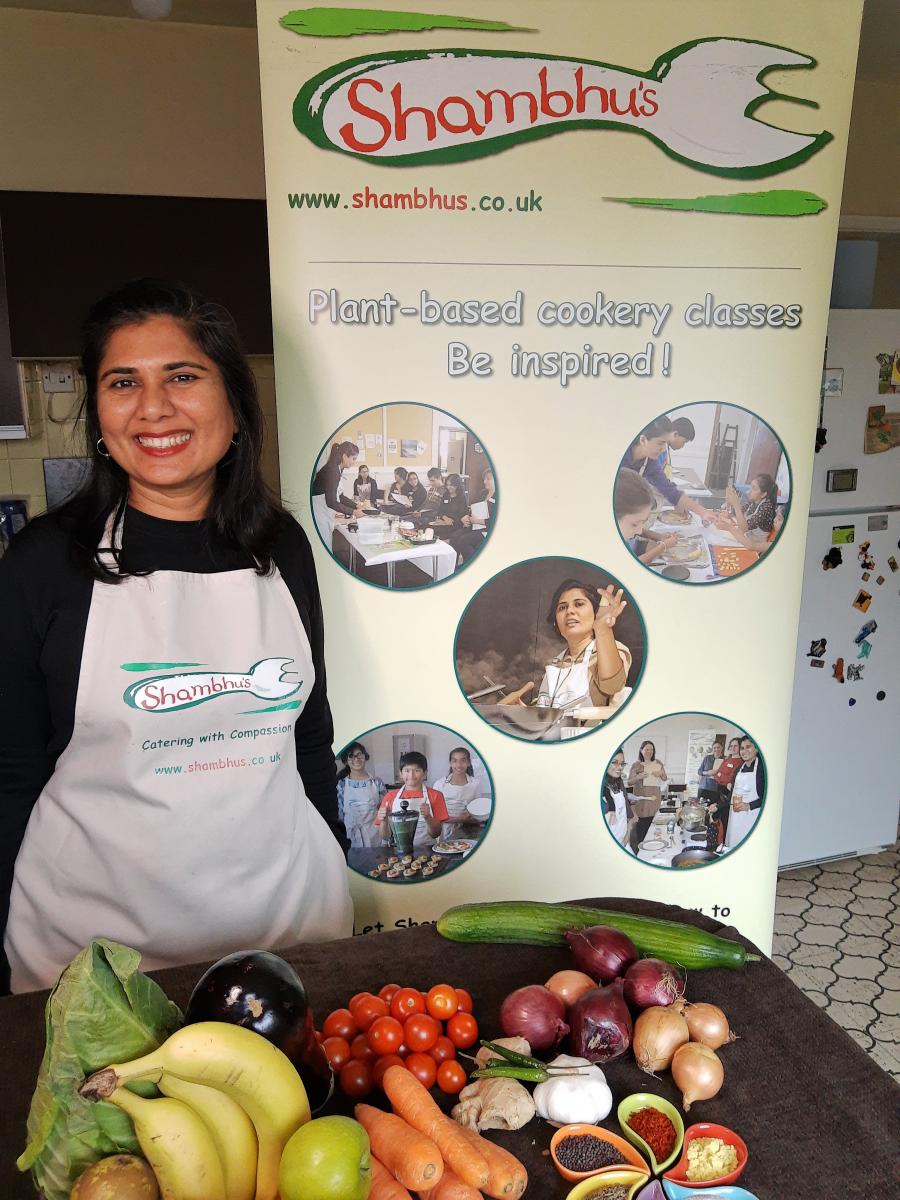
[310,403,497,590]
[602,712,766,868]
[455,556,646,743]
[614,403,790,583]
[337,721,494,884]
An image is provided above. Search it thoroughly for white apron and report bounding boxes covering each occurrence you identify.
[606,783,629,844]
[340,777,383,849]
[725,763,761,850]
[536,641,594,710]
[385,784,437,848]
[6,545,352,993]
[436,775,477,838]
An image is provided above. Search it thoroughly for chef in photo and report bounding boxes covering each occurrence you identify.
[725,737,766,850]
[499,579,632,718]
[375,752,448,849]
[0,279,353,994]
[602,749,635,851]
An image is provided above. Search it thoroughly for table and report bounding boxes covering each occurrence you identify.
[333,520,458,586]
[645,510,760,582]
[349,831,486,881]
[667,466,712,497]
[2,899,895,1199]
[635,813,721,868]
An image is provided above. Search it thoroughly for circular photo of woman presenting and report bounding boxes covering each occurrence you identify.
[455,557,646,743]
[615,403,790,583]
[602,712,766,868]
[337,721,494,884]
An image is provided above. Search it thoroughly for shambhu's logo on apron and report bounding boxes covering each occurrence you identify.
[122,656,302,713]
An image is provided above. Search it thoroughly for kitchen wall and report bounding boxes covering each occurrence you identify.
[0,358,281,519]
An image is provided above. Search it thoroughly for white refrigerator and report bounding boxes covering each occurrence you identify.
[780,311,900,868]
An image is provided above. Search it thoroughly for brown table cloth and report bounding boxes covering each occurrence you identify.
[2,898,896,1199]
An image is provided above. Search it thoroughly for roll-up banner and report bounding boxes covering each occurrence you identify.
[256,1,862,951]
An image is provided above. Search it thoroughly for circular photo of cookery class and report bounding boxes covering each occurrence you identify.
[310,402,497,590]
[455,556,646,744]
[614,402,791,584]
[337,721,494,884]
[601,712,767,869]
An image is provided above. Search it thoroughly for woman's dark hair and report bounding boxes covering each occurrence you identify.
[445,472,466,498]
[407,472,419,485]
[400,750,428,772]
[753,473,778,507]
[614,468,655,517]
[639,739,656,761]
[337,740,369,780]
[394,467,408,481]
[602,748,626,815]
[325,441,358,468]
[65,278,282,581]
[357,464,370,475]
[631,414,674,449]
[546,578,599,629]
[448,747,474,777]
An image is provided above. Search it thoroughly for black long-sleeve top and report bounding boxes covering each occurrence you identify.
[0,506,347,993]
[313,459,356,514]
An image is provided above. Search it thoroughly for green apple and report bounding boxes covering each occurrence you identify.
[278,1115,372,1200]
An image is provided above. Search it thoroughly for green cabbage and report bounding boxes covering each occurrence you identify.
[17,940,182,1200]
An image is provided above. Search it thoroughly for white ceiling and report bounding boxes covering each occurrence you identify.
[0,0,896,82]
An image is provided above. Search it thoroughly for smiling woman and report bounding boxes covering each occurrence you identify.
[0,279,354,995]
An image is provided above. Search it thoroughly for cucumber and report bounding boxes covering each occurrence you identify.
[436,901,758,970]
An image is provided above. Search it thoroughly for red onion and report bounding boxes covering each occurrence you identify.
[565,925,638,983]
[623,958,685,1011]
[499,985,569,1051]
[568,979,633,1063]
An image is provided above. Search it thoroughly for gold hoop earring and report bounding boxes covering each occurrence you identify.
[97,438,111,459]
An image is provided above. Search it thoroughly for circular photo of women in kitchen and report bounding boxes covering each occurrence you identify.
[601,712,767,869]
[454,556,646,744]
[337,721,495,884]
[310,402,497,590]
[614,402,791,584]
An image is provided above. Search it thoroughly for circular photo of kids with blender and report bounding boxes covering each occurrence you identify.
[310,402,497,590]
[454,556,646,743]
[614,402,790,583]
[337,721,494,884]
[602,712,766,868]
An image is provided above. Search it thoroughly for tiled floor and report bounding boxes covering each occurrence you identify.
[773,839,900,1080]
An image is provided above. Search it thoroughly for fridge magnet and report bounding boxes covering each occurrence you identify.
[831,657,845,682]
[809,659,825,668]
[849,698,857,707]
[822,367,844,397]
[863,403,900,453]
[846,663,864,682]
[831,525,854,544]
[857,541,876,570]
[857,640,872,659]
[876,575,885,585]
[853,589,872,612]
[822,547,842,570]
[888,556,898,573]
[854,620,877,643]
[861,572,870,582]
[876,691,886,701]
[807,637,827,657]
[876,351,900,394]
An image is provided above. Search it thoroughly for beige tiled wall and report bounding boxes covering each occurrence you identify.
[0,357,281,521]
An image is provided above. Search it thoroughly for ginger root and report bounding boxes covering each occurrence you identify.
[451,1076,536,1131]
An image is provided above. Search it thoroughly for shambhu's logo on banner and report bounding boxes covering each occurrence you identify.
[293,38,832,176]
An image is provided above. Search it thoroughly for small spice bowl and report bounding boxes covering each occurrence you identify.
[551,1123,651,1182]
[662,1123,748,1189]
[566,1168,652,1200]
[617,1093,685,1175]
[661,1183,759,1200]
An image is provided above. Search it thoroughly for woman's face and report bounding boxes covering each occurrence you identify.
[555,588,595,641]
[712,742,724,757]
[449,750,470,775]
[96,315,236,514]
[347,749,367,769]
[740,738,758,763]
[635,433,668,461]
[619,503,653,540]
[641,742,655,761]
[748,478,763,502]
[448,480,458,496]
[408,473,419,487]
[728,739,741,755]
[359,466,369,479]
[484,471,495,494]
[342,452,358,470]
[609,752,625,778]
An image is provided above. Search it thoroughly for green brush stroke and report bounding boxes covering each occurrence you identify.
[120,662,202,671]
[280,7,534,37]
[240,700,303,714]
[608,189,827,216]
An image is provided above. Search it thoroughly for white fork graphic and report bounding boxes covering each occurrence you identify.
[124,657,301,712]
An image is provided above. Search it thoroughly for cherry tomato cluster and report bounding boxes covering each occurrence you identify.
[319,982,478,1101]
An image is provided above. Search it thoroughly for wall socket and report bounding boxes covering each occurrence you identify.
[41,364,76,393]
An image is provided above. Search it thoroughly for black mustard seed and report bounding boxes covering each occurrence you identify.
[556,1134,627,1171]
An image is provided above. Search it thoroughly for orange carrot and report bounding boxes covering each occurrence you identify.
[419,1165,483,1200]
[355,1103,444,1192]
[454,1124,528,1199]
[371,1156,414,1200]
[383,1065,489,1190]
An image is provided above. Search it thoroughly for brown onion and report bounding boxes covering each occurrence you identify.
[632,1005,690,1073]
[671,1042,724,1110]
[682,1002,737,1050]
[544,969,597,1007]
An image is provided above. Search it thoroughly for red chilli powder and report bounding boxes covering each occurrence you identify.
[627,1106,676,1160]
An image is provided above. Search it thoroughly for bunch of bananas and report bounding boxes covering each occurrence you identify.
[79,1021,311,1200]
